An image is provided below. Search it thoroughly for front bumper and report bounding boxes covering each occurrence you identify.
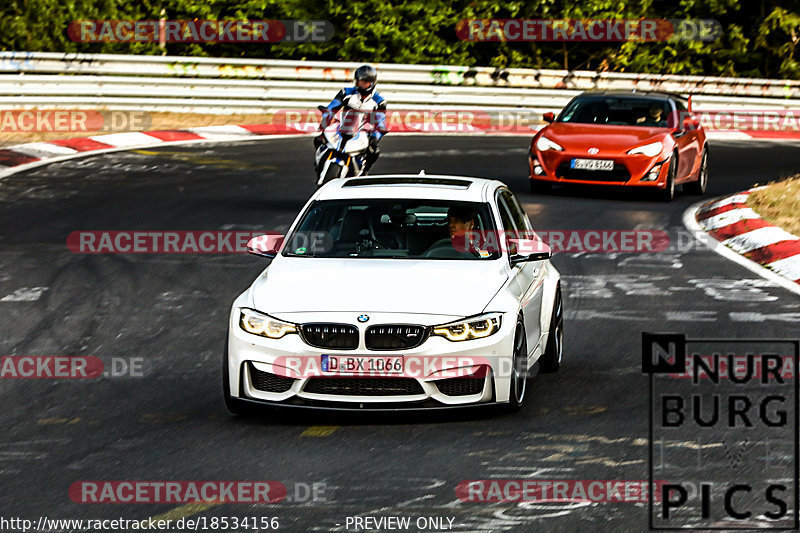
[226,308,517,409]
[529,149,668,188]
[231,396,512,412]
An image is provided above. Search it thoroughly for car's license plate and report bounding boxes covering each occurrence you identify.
[571,158,614,171]
[321,354,404,374]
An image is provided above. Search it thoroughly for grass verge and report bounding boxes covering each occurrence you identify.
[747,175,800,236]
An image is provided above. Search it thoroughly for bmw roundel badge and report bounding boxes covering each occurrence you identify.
[357,314,369,323]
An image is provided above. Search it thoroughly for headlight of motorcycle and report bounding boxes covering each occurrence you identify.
[535,136,564,152]
[627,141,663,157]
[432,313,503,342]
[239,308,296,339]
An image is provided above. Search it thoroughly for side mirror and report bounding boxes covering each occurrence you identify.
[543,112,555,123]
[507,238,552,265]
[671,112,699,133]
[246,234,285,259]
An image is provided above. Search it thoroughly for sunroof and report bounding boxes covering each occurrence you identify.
[342,177,472,188]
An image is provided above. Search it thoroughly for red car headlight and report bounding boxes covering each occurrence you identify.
[536,136,564,152]
[627,141,663,157]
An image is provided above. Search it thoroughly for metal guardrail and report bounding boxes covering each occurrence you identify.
[1,51,799,114]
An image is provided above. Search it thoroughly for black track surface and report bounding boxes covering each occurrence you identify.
[0,135,798,532]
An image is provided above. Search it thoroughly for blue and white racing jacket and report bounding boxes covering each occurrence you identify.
[322,86,388,141]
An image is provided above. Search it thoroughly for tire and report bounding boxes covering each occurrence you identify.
[222,338,248,416]
[660,153,677,202]
[318,163,343,187]
[684,146,708,195]
[539,287,563,373]
[506,317,529,411]
[530,179,551,194]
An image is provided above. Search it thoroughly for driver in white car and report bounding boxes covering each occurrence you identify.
[447,205,476,238]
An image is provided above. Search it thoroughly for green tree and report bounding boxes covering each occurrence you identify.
[0,0,798,79]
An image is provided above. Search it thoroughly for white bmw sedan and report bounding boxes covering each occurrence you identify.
[224,175,563,413]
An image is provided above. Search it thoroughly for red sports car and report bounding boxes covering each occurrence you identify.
[529,91,708,201]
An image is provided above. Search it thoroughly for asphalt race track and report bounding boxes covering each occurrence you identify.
[1,135,799,532]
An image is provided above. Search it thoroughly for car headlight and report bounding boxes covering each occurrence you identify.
[239,308,296,339]
[536,136,563,152]
[627,141,663,157]
[432,313,503,342]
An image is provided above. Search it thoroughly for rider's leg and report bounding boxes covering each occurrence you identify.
[363,145,380,175]
[313,135,324,170]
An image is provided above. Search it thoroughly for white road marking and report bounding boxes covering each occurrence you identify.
[90,132,163,147]
[689,278,778,301]
[730,312,800,322]
[701,193,750,211]
[565,310,643,321]
[0,451,48,460]
[722,226,799,253]
[188,125,256,139]
[617,254,683,269]
[766,255,800,281]
[573,457,645,467]
[10,142,78,158]
[563,274,674,299]
[519,433,647,445]
[705,131,753,141]
[0,286,49,301]
[664,311,717,322]
[699,207,760,230]
[610,281,666,296]
[485,466,576,476]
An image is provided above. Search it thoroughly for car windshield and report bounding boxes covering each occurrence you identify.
[558,96,673,128]
[283,199,500,260]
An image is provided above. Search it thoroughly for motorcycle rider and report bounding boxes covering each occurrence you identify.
[315,65,387,175]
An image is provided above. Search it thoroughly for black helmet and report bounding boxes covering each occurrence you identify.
[354,65,377,96]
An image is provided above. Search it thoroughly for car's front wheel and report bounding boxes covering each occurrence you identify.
[506,318,529,411]
[660,153,677,202]
[684,146,708,195]
[222,338,248,416]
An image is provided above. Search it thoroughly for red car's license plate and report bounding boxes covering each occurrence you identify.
[571,158,614,171]
[321,355,404,374]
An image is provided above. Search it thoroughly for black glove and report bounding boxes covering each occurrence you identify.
[369,135,380,150]
[319,111,334,130]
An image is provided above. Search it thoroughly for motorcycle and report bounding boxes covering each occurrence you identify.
[314,105,372,187]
